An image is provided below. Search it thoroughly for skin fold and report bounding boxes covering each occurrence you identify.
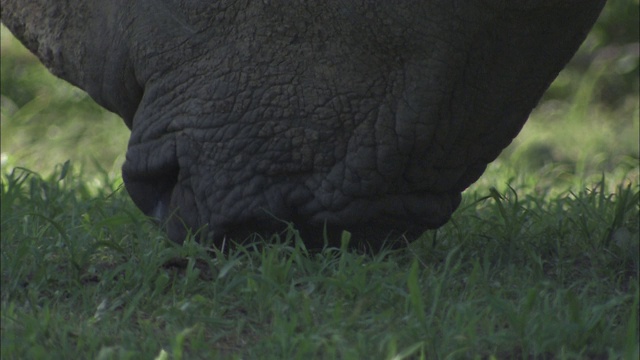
[1,0,607,250]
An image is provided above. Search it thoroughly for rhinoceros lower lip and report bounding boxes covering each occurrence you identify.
[164,187,461,249]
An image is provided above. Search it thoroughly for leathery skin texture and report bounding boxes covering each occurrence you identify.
[1,0,607,250]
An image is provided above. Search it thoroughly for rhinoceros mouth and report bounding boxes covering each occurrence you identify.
[121,122,464,249]
[121,136,180,220]
[127,167,461,250]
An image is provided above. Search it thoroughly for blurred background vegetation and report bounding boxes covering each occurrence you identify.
[1,0,638,190]
[483,0,639,191]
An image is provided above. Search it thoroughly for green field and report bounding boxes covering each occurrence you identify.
[1,1,639,358]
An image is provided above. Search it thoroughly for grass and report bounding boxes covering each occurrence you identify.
[1,165,638,359]
[1,26,129,176]
[1,1,639,357]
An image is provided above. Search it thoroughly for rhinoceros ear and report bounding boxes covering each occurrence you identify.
[1,0,143,126]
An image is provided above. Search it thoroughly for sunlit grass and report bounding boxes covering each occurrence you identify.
[1,26,129,177]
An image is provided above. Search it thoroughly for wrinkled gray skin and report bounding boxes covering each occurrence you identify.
[2,0,606,250]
